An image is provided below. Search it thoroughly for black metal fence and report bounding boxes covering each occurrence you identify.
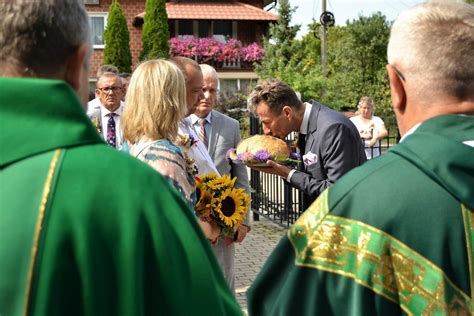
[249,115,398,228]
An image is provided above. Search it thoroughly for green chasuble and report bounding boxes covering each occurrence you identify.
[0,78,241,316]
[247,115,474,315]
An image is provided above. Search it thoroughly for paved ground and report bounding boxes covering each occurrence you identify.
[234,216,287,313]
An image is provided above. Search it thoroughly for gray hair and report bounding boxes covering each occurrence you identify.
[199,64,219,84]
[96,72,122,88]
[0,0,90,77]
[247,79,303,115]
[97,65,119,78]
[199,63,220,100]
[387,0,474,101]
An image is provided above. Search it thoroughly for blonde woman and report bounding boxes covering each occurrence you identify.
[122,59,220,241]
[350,96,389,159]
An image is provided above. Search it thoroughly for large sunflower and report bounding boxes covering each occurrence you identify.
[207,174,235,191]
[214,188,247,229]
[201,173,219,183]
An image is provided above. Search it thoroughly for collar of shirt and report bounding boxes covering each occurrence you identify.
[189,113,212,126]
[400,123,421,143]
[300,102,313,134]
[100,103,123,118]
[401,115,474,146]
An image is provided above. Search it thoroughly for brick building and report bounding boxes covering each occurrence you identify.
[84,0,277,95]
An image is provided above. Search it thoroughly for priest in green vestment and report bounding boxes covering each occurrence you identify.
[0,1,241,315]
[247,1,474,315]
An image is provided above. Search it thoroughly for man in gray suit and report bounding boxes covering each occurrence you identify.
[188,64,251,293]
[247,79,366,210]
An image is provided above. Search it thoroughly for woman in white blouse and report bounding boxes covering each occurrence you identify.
[350,96,389,159]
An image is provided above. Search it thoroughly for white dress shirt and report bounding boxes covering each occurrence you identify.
[177,119,219,176]
[87,97,125,116]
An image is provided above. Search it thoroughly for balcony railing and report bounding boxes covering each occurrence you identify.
[222,58,241,69]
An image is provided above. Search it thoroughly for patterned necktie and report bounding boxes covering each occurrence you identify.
[198,118,208,149]
[106,113,116,148]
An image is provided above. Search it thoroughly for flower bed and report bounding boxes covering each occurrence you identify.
[169,36,265,65]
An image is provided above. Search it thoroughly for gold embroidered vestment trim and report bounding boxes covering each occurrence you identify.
[289,192,472,315]
[24,149,61,316]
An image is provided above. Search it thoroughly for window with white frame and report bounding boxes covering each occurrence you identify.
[88,13,107,49]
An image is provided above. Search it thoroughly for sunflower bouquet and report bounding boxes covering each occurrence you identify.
[194,173,250,237]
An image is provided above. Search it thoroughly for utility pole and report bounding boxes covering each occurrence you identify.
[320,0,327,77]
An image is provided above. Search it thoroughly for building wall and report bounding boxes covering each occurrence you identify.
[86,0,270,78]
[86,0,145,78]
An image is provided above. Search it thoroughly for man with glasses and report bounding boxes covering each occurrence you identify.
[86,64,122,115]
[247,1,474,314]
[88,72,124,148]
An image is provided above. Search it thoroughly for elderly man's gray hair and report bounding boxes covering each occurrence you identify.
[387,0,474,101]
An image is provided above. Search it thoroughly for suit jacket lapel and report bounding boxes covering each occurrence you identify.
[209,110,221,157]
[304,100,322,152]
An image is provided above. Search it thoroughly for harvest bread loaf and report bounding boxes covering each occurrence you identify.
[234,135,290,162]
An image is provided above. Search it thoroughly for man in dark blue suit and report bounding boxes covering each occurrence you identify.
[247,79,366,209]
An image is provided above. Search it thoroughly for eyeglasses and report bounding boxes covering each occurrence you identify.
[97,86,122,94]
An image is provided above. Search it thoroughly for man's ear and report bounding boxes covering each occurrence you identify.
[64,43,89,92]
[282,105,292,119]
[387,64,406,115]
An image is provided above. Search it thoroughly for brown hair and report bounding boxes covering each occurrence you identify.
[247,79,302,115]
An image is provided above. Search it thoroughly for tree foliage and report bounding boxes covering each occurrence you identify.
[255,0,300,79]
[257,11,396,130]
[140,0,170,60]
[103,1,132,73]
[324,13,392,119]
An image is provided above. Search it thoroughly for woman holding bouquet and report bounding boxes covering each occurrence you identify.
[122,59,220,242]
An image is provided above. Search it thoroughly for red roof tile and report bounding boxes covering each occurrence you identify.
[135,2,278,21]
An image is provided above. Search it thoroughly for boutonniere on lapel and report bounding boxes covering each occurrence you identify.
[176,133,198,149]
[176,134,199,176]
[91,117,102,134]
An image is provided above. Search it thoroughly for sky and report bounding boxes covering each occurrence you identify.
[272,0,426,38]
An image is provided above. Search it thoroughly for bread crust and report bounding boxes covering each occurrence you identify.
[236,135,289,157]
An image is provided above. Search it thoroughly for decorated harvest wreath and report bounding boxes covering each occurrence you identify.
[227,135,298,165]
